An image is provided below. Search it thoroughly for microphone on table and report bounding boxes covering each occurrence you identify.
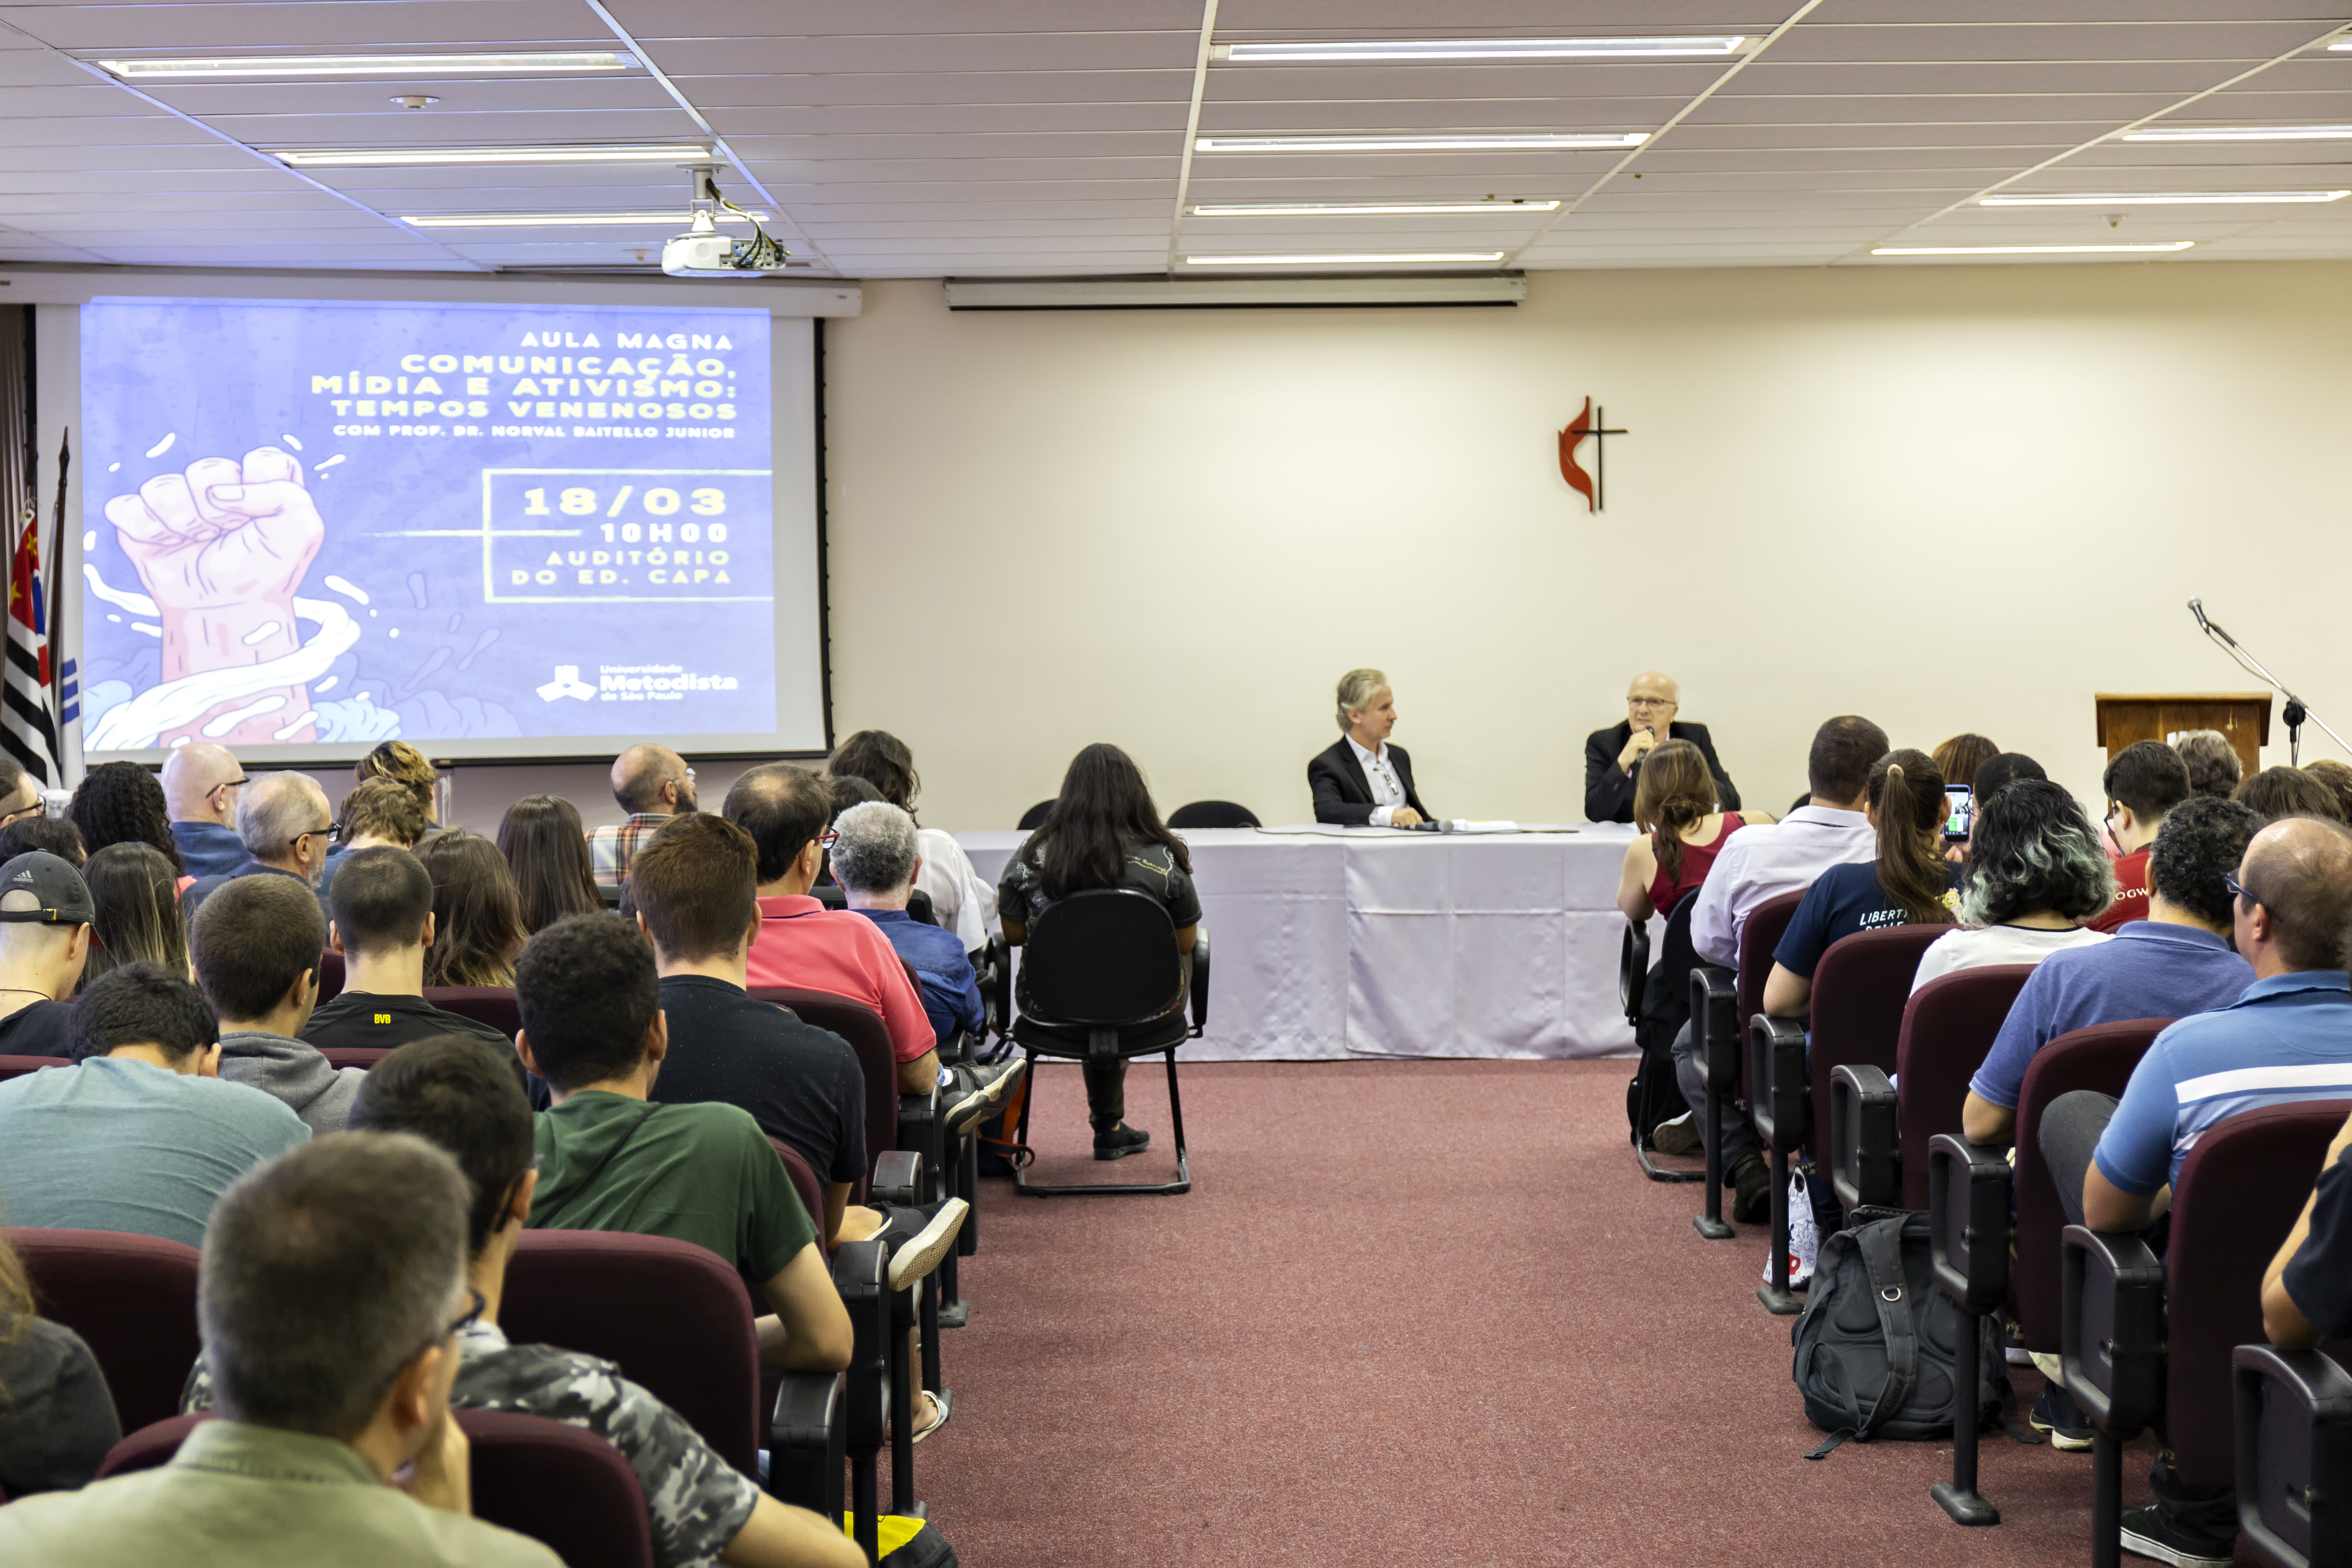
[1402,818,1455,833]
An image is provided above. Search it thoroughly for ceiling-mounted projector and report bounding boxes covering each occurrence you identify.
[663,164,790,278]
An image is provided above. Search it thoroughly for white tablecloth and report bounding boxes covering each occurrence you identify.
[957,824,1647,1062]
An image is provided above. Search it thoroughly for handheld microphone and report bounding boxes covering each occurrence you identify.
[2188,597,2210,633]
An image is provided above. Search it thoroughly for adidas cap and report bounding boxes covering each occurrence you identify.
[0,851,95,927]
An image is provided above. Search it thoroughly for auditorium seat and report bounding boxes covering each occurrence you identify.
[748,988,904,1210]
[2232,1343,2352,1568]
[0,1054,67,1084]
[420,986,520,1038]
[1688,889,1802,1239]
[99,1410,656,1568]
[317,1047,391,1071]
[1828,964,2032,1212]
[316,949,343,1004]
[1017,800,1053,831]
[769,1137,827,1249]
[10,1227,199,1433]
[1168,800,1260,829]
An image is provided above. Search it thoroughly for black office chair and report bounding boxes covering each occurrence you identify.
[1017,800,1054,831]
[1009,888,1207,1198]
[1168,800,1260,829]
[1624,891,1704,1183]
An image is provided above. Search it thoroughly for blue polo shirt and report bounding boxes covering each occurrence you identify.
[850,907,985,1046]
[1968,922,2254,1111]
[2092,970,2352,1196]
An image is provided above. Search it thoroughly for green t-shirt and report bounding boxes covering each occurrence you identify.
[529,1092,816,1280]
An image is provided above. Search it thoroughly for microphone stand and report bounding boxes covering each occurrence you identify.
[2188,599,2347,766]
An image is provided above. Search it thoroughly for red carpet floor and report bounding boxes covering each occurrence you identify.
[914,1058,2203,1566]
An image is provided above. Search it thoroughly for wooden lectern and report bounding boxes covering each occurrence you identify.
[2095,692,2271,779]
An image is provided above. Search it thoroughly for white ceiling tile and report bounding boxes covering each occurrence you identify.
[5,1,608,51]
[1764,21,2336,66]
[659,66,1195,106]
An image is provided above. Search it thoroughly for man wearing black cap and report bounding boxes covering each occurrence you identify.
[0,850,96,1055]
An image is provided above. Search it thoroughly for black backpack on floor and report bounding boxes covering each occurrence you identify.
[1791,1208,2002,1456]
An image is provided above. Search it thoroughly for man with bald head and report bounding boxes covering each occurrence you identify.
[587,743,697,892]
[2038,815,2352,1567]
[180,771,335,922]
[162,741,250,877]
[1583,671,1741,824]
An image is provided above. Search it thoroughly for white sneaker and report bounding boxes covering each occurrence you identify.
[886,1198,970,1293]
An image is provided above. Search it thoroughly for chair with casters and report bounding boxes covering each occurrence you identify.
[1622,890,1702,1183]
[1010,887,1208,1198]
[1167,800,1260,830]
[1016,800,1053,831]
[10,1227,200,1433]
[1689,890,1802,1240]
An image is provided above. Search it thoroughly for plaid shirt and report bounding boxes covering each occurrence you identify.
[587,813,674,889]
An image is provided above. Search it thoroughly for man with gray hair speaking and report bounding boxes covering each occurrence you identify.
[181,770,336,921]
[0,1133,561,1567]
[833,801,987,1052]
[1583,670,1742,825]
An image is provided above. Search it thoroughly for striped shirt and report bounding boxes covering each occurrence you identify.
[2092,970,2352,1196]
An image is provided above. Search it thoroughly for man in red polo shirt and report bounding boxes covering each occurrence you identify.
[725,762,1022,1118]
[2091,740,2192,933]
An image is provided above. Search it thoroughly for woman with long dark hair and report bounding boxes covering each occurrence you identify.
[1763,750,1957,1019]
[829,728,997,948]
[1913,776,2115,992]
[80,842,190,988]
[997,743,1198,1161]
[64,762,185,878]
[496,794,604,933]
[416,829,529,987]
[1614,738,1745,923]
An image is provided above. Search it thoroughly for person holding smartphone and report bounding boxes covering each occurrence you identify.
[1583,671,1742,824]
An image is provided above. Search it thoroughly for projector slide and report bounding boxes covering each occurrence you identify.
[78,296,777,755]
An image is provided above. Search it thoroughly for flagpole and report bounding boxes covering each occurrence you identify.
[43,430,68,786]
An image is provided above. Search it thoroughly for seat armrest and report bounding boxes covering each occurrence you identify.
[1829,1063,1900,1213]
[1746,1013,1808,1154]
[1189,929,1211,1034]
[2061,1223,2167,1440]
[828,1238,891,1453]
[1620,920,1650,1027]
[1689,965,1737,1091]
[766,1371,845,1514]
[869,1150,923,1209]
[895,1090,944,1203]
[2235,1344,2352,1567]
[1927,1133,2012,1314]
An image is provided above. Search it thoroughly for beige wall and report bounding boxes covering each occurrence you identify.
[817,262,2352,830]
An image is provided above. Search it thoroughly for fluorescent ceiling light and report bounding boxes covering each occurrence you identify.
[1185,252,1506,266]
[1196,132,1645,153]
[1218,37,1745,63]
[2121,124,2352,142]
[1982,190,2348,206]
[403,211,767,228]
[98,51,633,79]
[1191,200,1561,216]
[2329,37,2352,51]
[944,276,1527,309]
[1872,242,2195,256]
[275,145,707,168]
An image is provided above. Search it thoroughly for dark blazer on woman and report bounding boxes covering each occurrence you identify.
[1583,720,1740,824]
[1309,739,1431,826]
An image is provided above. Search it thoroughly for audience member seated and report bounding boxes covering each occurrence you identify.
[65,761,188,885]
[999,742,1200,1162]
[2173,728,2244,801]
[587,744,698,892]
[494,794,604,933]
[2235,763,2346,823]
[724,766,949,1096]
[1760,749,1955,1022]
[2090,740,2192,932]
[0,814,85,868]
[179,772,334,921]
[160,742,248,879]
[2038,814,2352,1568]
[1671,716,1884,1219]
[0,962,307,1247]
[816,776,884,886]
[354,739,440,825]
[305,848,531,1084]
[190,874,361,1134]
[417,831,528,989]
[1584,670,1742,826]
[512,914,855,1374]
[0,1228,118,1497]
[0,755,44,833]
[81,842,192,987]
[828,729,1000,950]
[0,1134,563,1567]
[176,1038,866,1568]
[2307,758,2352,825]
[2263,1104,2352,1352]
[1911,778,2113,991]
[1309,668,1430,827]
[1930,733,2001,797]
[833,802,990,1054]
[0,850,92,1055]
[1613,739,1746,925]
[317,779,432,907]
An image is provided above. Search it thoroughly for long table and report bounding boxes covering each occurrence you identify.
[956,824,1648,1063]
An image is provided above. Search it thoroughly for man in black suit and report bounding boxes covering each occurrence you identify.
[1584,671,1740,824]
[1310,668,1434,827]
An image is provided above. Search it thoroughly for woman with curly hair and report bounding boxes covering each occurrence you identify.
[353,739,439,824]
[1912,776,2115,992]
[64,761,185,879]
[495,794,603,933]
[828,728,997,948]
[416,829,529,987]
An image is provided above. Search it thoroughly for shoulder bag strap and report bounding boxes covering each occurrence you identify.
[528,1102,660,1228]
[1852,1218,1920,1441]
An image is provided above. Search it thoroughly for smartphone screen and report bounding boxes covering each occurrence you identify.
[1943,786,1973,841]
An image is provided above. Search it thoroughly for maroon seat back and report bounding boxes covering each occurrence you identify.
[2013,1019,2168,1351]
[12,1227,200,1432]
[1803,925,1945,1160]
[422,986,521,1039]
[316,949,344,1004]
[503,1230,760,1477]
[317,1047,391,1071]
[2165,1100,2352,1490]
[769,1137,828,1249]
[1894,964,2034,1208]
[0,1054,68,1085]
[750,987,896,1199]
[1733,892,1805,1112]
[102,1411,653,1568]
